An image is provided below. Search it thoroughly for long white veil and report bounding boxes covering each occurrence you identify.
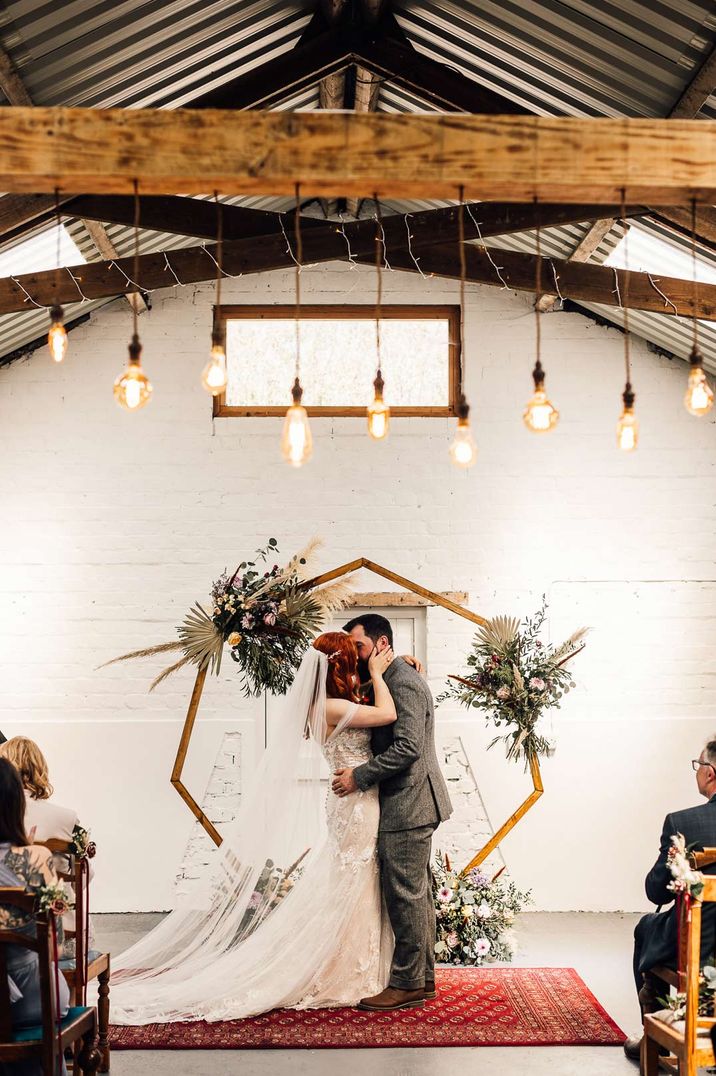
[111,646,360,1023]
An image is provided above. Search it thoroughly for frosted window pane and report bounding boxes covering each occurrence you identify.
[225,317,450,407]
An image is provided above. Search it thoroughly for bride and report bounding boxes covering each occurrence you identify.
[111,631,399,1023]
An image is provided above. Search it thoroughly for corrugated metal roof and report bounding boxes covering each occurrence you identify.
[0,0,714,369]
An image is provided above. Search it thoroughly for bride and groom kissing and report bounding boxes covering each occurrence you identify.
[111,613,453,1025]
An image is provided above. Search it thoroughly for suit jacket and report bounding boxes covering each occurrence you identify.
[639,796,716,976]
[353,659,452,832]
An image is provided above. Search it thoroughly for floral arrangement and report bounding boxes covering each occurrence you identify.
[36,882,72,918]
[437,600,588,763]
[104,538,354,696]
[238,851,307,939]
[432,852,531,966]
[663,965,716,1019]
[69,823,96,860]
[667,832,704,901]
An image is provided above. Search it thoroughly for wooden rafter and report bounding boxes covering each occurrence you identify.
[2,214,715,320]
[0,46,144,311]
[1,110,714,202]
[541,36,716,310]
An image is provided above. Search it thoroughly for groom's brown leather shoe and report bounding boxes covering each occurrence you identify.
[357,987,425,1011]
[424,981,437,1000]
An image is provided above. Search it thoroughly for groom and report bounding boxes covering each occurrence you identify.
[332,614,453,1010]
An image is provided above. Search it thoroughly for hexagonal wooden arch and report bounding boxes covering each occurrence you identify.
[170,557,543,872]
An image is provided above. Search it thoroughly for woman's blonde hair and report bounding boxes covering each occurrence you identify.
[0,737,53,800]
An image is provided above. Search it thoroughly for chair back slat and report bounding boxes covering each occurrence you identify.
[693,848,716,871]
[0,887,59,1071]
[35,837,89,1000]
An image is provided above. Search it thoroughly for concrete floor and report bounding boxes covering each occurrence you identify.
[94,910,649,1076]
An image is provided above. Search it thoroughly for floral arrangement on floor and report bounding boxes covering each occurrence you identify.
[237,851,308,939]
[69,823,96,860]
[663,964,716,1020]
[103,538,354,696]
[437,600,588,763]
[432,852,531,966]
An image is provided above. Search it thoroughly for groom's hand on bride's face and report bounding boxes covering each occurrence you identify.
[332,768,357,797]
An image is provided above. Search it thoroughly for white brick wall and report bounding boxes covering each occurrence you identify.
[0,261,714,912]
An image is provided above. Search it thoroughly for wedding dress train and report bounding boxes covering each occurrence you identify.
[110,651,392,1024]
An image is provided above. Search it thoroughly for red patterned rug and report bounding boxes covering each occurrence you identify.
[109,967,625,1049]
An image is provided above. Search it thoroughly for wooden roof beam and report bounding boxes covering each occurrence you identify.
[1,110,715,202]
[1,216,715,320]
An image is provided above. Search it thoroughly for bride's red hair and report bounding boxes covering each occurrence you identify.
[313,632,360,702]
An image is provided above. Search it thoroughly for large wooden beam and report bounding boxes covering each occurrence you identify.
[0,110,715,202]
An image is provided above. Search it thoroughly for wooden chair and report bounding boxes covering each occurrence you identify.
[40,839,110,1073]
[649,849,716,994]
[0,887,100,1074]
[642,874,716,1076]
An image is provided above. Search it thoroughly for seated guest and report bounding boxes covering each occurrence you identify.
[0,756,70,1075]
[0,736,95,962]
[624,737,716,1061]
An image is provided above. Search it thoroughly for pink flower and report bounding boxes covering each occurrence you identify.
[529,677,546,691]
[446,932,459,949]
[496,686,511,700]
[263,612,277,626]
[437,886,452,903]
[51,898,69,915]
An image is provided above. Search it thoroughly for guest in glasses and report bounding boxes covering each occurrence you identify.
[624,738,716,1062]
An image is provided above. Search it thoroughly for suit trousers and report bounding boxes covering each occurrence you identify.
[377,823,436,990]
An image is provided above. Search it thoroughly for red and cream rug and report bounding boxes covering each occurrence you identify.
[109,967,625,1049]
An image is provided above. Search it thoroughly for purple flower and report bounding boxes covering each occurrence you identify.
[469,869,490,888]
[263,612,277,626]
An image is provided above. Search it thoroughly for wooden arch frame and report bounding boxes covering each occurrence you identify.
[171,557,543,871]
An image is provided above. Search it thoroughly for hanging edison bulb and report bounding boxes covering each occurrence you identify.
[616,383,638,452]
[281,377,312,467]
[202,330,228,396]
[523,359,559,433]
[684,349,714,417]
[450,394,477,468]
[367,369,390,440]
[114,333,153,411]
[47,304,68,363]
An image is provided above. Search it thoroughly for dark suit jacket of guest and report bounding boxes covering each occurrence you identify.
[639,795,716,977]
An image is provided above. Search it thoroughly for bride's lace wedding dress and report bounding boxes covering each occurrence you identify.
[111,699,392,1024]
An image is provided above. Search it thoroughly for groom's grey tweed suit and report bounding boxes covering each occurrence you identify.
[353,660,452,991]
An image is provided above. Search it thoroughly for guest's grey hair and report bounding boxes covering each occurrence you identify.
[704,738,716,768]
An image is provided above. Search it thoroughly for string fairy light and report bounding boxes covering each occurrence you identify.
[449,188,477,468]
[616,189,638,451]
[280,183,312,467]
[523,202,559,433]
[367,194,390,441]
[47,188,68,363]
[683,198,714,417]
[201,194,229,396]
[113,180,152,412]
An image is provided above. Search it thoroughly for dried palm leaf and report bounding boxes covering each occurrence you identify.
[177,603,224,675]
[476,615,521,654]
